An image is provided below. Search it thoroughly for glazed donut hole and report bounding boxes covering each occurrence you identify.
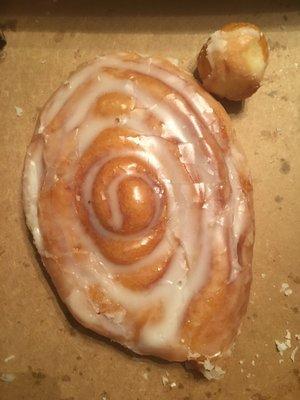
[197,22,269,101]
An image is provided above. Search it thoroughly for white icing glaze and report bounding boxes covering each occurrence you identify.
[67,288,132,338]
[23,54,251,357]
[23,139,44,253]
[236,27,260,39]
[207,30,228,67]
[206,26,260,68]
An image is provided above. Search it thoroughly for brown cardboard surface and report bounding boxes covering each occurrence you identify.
[0,1,299,399]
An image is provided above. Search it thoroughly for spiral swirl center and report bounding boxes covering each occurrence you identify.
[91,156,164,235]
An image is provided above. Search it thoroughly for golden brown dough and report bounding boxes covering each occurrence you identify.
[197,22,269,101]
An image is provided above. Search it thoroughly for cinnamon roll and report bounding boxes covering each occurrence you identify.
[23,53,254,364]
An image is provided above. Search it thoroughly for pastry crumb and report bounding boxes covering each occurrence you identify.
[275,340,288,355]
[99,391,109,400]
[291,347,298,362]
[4,355,15,363]
[203,359,214,371]
[15,106,23,117]
[276,330,298,360]
[38,124,45,134]
[0,373,16,383]
[161,375,169,386]
[142,372,149,380]
[285,330,291,340]
[161,372,177,389]
[280,283,292,296]
[200,359,225,380]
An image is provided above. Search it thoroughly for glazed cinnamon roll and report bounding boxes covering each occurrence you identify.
[23,53,254,364]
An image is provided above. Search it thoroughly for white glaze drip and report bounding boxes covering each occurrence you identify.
[23,140,44,253]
